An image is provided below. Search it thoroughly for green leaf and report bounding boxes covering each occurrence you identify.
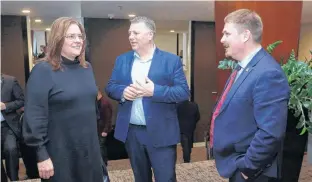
[266,40,283,54]
[218,59,236,70]
[288,50,296,62]
[303,101,310,109]
[289,97,297,106]
[306,121,312,126]
[296,118,304,129]
[294,110,301,118]
[300,127,307,135]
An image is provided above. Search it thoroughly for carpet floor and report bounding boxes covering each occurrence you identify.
[8,144,312,182]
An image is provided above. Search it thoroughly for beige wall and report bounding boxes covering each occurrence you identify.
[154,33,177,55]
[299,23,312,61]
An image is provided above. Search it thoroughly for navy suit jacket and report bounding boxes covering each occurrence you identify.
[105,48,190,147]
[213,48,290,179]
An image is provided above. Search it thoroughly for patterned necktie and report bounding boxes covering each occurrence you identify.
[209,65,241,147]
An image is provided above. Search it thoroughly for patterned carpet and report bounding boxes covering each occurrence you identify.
[16,157,311,182]
[109,160,227,182]
[11,145,312,182]
[108,158,312,182]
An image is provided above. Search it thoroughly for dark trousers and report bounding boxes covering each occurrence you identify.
[99,136,108,166]
[180,133,193,163]
[19,142,39,179]
[229,170,278,182]
[1,121,19,181]
[125,124,177,182]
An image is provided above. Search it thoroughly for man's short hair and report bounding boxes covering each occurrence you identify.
[130,16,156,35]
[224,9,263,43]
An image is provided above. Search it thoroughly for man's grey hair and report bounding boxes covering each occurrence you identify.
[130,16,156,35]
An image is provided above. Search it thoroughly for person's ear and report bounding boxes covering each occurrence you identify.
[242,30,251,43]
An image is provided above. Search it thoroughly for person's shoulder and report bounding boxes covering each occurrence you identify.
[255,53,288,86]
[2,74,15,80]
[31,61,53,75]
[258,52,284,73]
[112,51,134,67]
[157,49,182,69]
[117,51,134,60]
[34,60,52,69]
[157,48,180,60]
[2,74,18,84]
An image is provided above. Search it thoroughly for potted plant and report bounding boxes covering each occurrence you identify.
[218,41,312,182]
[302,51,312,165]
[279,49,312,182]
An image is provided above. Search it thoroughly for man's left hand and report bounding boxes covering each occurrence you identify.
[131,77,154,97]
[0,102,6,110]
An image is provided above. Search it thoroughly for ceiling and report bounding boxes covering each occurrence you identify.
[0,1,212,32]
[1,1,311,32]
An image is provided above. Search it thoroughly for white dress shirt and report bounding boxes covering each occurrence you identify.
[129,47,155,125]
[235,46,262,82]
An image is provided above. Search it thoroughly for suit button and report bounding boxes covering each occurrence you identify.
[266,164,272,168]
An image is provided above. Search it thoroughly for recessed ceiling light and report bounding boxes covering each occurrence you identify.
[22,9,31,14]
[46,28,51,31]
[128,14,136,18]
[170,30,175,33]
[35,19,42,23]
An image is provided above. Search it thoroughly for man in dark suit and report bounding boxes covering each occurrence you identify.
[105,16,189,182]
[177,100,200,163]
[211,9,290,182]
[1,73,24,181]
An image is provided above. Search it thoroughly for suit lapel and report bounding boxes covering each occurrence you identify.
[218,48,266,115]
[147,48,162,80]
[142,48,162,117]
[127,52,135,85]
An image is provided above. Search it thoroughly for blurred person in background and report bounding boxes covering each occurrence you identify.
[96,88,113,166]
[1,73,24,181]
[177,100,200,163]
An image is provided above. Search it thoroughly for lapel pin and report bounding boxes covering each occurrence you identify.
[245,68,249,72]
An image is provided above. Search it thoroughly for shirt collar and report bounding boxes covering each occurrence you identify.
[134,44,156,61]
[238,46,262,69]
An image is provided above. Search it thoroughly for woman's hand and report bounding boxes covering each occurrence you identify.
[37,158,54,179]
